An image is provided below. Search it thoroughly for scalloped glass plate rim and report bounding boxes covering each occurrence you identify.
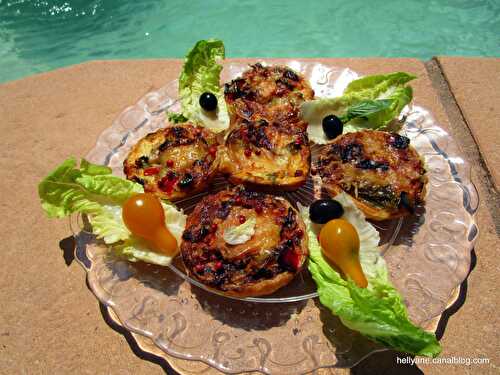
[74,60,479,374]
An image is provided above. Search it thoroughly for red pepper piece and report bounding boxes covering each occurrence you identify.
[194,264,205,273]
[158,175,177,194]
[281,249,300,271]
[208,145,217,156]
[144,167,161,176]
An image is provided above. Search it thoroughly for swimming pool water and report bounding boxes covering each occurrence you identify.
[1,0,499,83]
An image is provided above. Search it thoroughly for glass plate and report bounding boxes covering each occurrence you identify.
[75,61,478,374]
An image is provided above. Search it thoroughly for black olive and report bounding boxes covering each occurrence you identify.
[309,199,344,224]
[216,201,231,219]
[399,192,414,213]
[178,173,194,188]
[357,159,389,171]
[284,69,299,81]
[158,140,171,152]
[192,159,204,167]
[172,126,187,139]
[199,92,218,111]
[135,156,149,168]
[131,176,145,186]
[252,268,274,280]
[283,208,296,228]
[357,159,376,169]
[391,134,410,149]
[166,171,177,181]
[322,115,343,139]
[182,230,194,242]
[224,79,245,99]
[341,143,363,162]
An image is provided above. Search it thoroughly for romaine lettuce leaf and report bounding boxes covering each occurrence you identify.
[301,72,415,144]
[179,39,229,132]
[343,72,415,99]
[38,158,187,266]
[114,239,174,266]
[167,112,189,124]
[88,204,131,244]
[300,193,441,357]
[38,158,143,218]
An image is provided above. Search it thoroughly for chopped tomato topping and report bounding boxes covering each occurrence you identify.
[281,249,300,271]
[208,145,217,156]
[158,175,177,194]
[144,167,161,176]
[194,264,205,273]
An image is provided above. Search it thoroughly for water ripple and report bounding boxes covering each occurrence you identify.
[0,0,499,83]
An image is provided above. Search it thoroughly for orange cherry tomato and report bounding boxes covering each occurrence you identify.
[122,193,177,256]
[319,219,368,288]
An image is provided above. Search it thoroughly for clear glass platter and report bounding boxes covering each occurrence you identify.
[74,61,478,374]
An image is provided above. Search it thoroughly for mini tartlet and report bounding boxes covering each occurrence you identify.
[316,130,427,220]
[124,123,219,201]
[180,187,308,297]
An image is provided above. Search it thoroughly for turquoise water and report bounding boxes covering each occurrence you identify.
[1,0,499,83]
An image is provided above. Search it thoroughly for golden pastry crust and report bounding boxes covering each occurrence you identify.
[221,63,313,190]
[123,123,219,201]
[316,130,427,220]
[224,63,314,123]
[180,187,308,297]
[218,117,310,190]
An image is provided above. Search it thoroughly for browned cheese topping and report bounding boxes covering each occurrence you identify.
[221,63,314,188]
[181,187,307,293]
[123,124,219,200]
[317,130,426,211]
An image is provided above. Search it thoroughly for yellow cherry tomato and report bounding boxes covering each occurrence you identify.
[319,219,368,288]
[122,193,177,256]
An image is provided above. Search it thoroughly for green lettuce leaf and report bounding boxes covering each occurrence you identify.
[114,239,174,266]
[167,112,189,124]
[87,204,131,244]
[343,72,415,99]
[38,158,143,218]
[38,158,187,265]
[301,72,415,143]
[299,193,441,357]
[179,39,229,132]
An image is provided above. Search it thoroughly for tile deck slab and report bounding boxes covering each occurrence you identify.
[435,57,500,190]
[0,58,498,375]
